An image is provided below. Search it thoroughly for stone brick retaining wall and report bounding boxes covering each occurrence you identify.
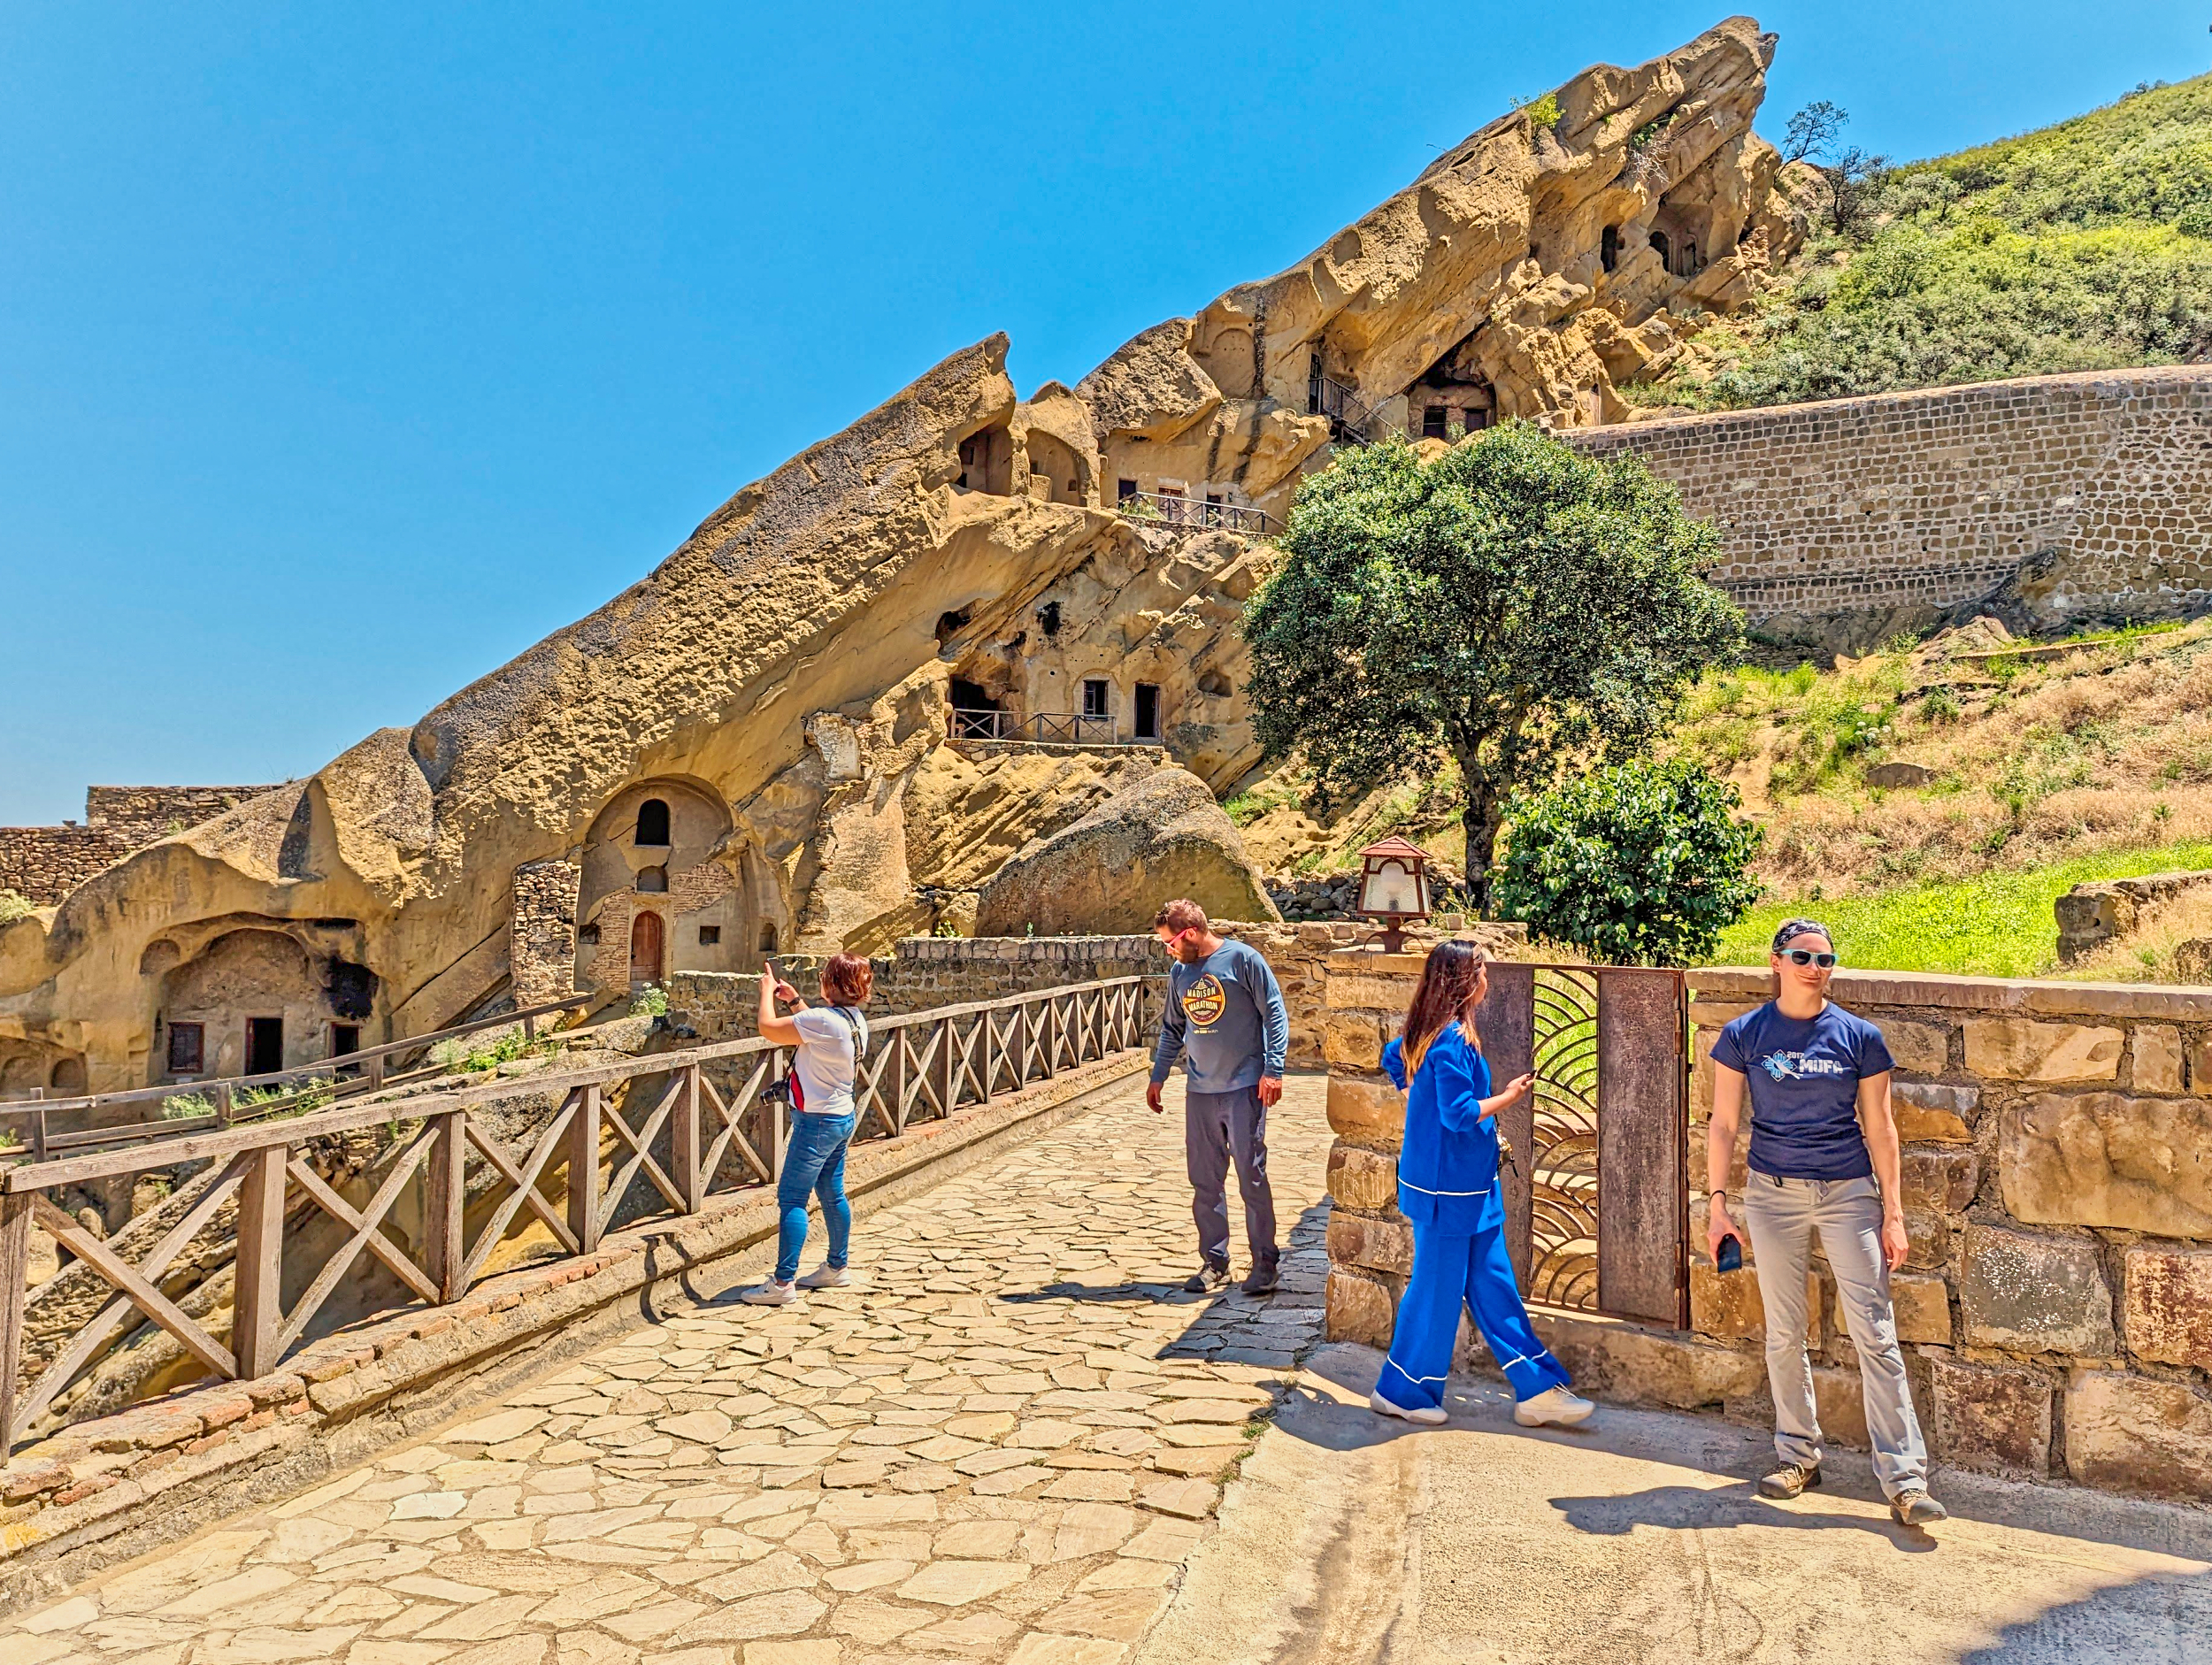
[671,920,1524,1067]
[1571,366,2212,638]
[1322,957,2212,1506]
[0,828,134,908]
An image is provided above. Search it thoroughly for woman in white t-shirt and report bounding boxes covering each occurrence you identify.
[739,952,873,1305]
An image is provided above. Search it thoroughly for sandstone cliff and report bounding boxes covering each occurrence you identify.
[1,18,1801,1094]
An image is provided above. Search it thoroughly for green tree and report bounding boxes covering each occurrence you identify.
[1241,424,1744,909]
[1492,759,1763,965]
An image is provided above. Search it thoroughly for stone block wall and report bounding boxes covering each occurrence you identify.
[669,920,1523,1062]
[1570,366,2212,637]
[509,860,582,1009]
[1688,968,2212,1503]
[0,826,134,906]
[0,785,276,905]
[1320,956,2212,1505]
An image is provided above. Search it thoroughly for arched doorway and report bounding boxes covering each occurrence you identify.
[629,910,664,986]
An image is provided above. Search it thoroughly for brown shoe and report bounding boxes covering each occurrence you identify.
[1890,1490,1947,1526]
[1757,1461,1822,1500]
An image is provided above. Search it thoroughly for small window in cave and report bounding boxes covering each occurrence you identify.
[167,1021,204,1076]
[1467,408,1492,432]
[1601,226,1619,272]
[935,608,970,646]
[1649,230,1671,270]
[330,1024,360,1057]
[1117,479,1138,503]
[759,923,780,954]
[698,925,721,946]
[579,922,601,948]
[1082,679,1110,719]
[637,865,669,894]
[1423,405,1448,440]
[635,798,671,847]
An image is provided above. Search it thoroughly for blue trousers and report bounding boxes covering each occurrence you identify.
[1376,1212,1571,1408]
[774,1110,856,1281]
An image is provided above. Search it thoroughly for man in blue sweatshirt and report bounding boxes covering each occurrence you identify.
[1147,899,1291,1295]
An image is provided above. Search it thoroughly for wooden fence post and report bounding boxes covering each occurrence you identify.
[938,1017,956,1117]
[569,1086,601,1254]
[423,1111,467,1301]
[0,1193,30,1454]
[232,1146,288,1378]
[673,1066,703,1212]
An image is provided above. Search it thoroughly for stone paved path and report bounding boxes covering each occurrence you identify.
[4,1074,1332,1665]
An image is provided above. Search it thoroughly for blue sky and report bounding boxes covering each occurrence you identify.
[2,2,2202,824]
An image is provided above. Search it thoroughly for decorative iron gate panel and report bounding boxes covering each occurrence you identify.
[1477,963,1688,1327]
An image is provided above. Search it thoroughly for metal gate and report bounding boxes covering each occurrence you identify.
[1475,963,1689,1327]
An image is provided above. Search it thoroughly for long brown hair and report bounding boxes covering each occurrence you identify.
[1400,940,1487,1081]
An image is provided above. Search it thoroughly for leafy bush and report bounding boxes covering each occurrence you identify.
[0,891,35,925]
[1518,92,1562,130]
[1494,758,1763,965]
[631,985,670,1017]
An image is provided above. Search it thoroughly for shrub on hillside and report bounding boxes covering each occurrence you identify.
[1494,759,1763,965]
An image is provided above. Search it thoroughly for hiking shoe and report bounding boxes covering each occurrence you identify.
[1757,1461,1823,1500]
[1369,1389,1448,1427]
[1183,1262,1231,1294]
[1890,1490,1947,1526]
[739,1279,797,1306]
[795,1264,851,1289]
[1240,1262,1279,1296]
[1512,1386,1596,1429]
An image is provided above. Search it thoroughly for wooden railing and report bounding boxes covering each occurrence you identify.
[0,977,1149,1453]
[947,710,1130,746]
[0,996,600,1161]
[1116,492,1278,537]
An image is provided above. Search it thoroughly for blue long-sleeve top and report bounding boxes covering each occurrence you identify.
[1150,940,1291,1093]
[1381,1026,1503,1233]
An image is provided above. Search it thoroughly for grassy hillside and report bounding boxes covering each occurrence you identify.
[1633,76,2212,410]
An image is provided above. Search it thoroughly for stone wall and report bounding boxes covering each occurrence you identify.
[1571,367,2212,641]
[0,826,134,907]
[2054,870,2212,963]
[508,859,581,1009]
[82,786,275,841]
[670,920,1523,1063]
[0,786,276,906]
[1323,955,2212,1505]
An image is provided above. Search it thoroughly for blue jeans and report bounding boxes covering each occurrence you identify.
[774,1110,856,1281]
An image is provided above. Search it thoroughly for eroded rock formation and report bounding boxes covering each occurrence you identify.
[1,18,1802,1093]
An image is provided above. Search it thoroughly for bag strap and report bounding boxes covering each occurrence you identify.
[827,1005,870,1060]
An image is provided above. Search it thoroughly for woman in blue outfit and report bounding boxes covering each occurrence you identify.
[1369,941,1594,1430]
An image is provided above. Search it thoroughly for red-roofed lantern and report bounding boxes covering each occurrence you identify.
[1356,834,1434,953]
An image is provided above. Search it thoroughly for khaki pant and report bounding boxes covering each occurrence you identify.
[1740,1169,1929,1498]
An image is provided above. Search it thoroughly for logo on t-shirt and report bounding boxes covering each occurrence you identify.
[1181,975,1228,1030]
[1757,1050,1850,1083]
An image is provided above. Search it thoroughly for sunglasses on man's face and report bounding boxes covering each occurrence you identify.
[1782,948,1837,968]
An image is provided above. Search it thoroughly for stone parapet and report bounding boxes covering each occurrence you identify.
[1680,963,2212,1502]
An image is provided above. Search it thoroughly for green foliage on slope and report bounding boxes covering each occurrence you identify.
[1638,77,2212,410]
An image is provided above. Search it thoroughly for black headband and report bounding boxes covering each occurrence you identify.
[1771,917,1834,954]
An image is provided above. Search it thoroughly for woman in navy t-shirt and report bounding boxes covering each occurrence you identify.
[1705,919,1946,1527]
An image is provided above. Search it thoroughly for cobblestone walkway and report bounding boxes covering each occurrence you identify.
[5,1075,1332,1665]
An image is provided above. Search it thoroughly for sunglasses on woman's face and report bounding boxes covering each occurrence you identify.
[1782,948,1837,968]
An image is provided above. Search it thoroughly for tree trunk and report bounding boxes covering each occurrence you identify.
[1455,750,1505,917]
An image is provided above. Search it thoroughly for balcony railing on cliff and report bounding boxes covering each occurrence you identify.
[1309,372,1404,448]
[948,710,1145,746]
[1114,492,1278,537]
[0,995,601,1162]
[0,975,1152,1453]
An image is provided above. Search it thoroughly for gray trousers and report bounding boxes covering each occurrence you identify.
[1185,1086,1278,1270]
[1740,1169,1930,1498]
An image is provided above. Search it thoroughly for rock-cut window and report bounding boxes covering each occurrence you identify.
[635,798,671,847]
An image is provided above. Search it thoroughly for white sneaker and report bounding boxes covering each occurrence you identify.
[739,1279,797,1305]
[1513,1385,1595,1428]
[795,1264,851,1289]
[1369,1389,1448,1426]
